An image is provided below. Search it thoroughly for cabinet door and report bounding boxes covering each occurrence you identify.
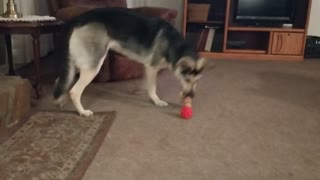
[271,32,305,55]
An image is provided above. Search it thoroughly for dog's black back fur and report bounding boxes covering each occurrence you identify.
[64,7,198,64]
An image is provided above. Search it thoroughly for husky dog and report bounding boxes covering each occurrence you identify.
[53,7,207,117]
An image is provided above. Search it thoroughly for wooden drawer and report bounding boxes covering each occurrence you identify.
[271,32,305,55]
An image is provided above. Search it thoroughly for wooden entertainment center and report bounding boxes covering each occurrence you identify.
[182,0,313,61]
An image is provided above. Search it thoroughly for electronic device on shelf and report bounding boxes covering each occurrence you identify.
[305,36,320,58]
[233,0,296,27]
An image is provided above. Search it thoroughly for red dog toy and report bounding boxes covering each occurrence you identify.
[180,97,193,120]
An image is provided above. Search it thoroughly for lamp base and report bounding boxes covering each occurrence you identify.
[2,12,22,18]
[2,0,23,18]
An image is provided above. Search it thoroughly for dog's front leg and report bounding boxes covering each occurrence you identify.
[144,64,168,107]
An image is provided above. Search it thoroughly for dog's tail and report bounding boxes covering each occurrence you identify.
[53,20,76,106]
[53,21,77,105]
[53,58,76,104]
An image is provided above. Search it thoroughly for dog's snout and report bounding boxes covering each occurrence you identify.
[183,91,194,98]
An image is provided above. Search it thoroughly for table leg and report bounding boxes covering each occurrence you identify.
[53,33,58,51]
[32,32,41,98]
[52,33,60,75]
[4,34,16,75]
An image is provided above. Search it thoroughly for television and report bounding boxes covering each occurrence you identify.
[234,0,296,26]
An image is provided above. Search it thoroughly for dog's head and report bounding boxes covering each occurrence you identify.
[174,56,207,99]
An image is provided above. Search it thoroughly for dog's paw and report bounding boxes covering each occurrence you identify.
[154,100,169,107]
[79,110,94,117]
[55,101,66,109]
[53,95,68,108]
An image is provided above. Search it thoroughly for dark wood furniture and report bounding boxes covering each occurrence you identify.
[183,0,313,61]
[0,20,64,97]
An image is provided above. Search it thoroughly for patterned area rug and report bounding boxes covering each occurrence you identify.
[0,111,116,180]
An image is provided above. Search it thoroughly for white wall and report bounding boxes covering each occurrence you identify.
[308,0,320,36]
[127,0,146,8]
[127,0,184,31]
[0,0,3,16]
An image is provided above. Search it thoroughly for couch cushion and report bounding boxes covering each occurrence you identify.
[132,7,178,19]
[109,52,144,81]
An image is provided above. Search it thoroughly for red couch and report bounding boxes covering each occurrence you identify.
[47,0,178,82]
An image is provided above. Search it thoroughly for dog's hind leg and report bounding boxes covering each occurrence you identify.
[68,49,109,117]
[67,23,110,116]
[69,68,98,117]
[144,64,168,107]
[69,46,109,117]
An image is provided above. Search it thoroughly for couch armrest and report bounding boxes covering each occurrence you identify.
[131,7,178,21]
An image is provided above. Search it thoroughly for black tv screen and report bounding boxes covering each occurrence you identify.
[234,0,295,23]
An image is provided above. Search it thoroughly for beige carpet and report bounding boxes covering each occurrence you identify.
[30,59,320,180]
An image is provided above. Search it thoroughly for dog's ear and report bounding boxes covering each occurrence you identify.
[196,57,208,70]
[199,58,216,74]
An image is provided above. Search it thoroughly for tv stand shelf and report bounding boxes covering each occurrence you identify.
[228,26,306,33]
[187,20,225,24]
[183,0,312,62]
[225,49,267,54]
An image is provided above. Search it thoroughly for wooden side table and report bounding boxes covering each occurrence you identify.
[0,20,64,98]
